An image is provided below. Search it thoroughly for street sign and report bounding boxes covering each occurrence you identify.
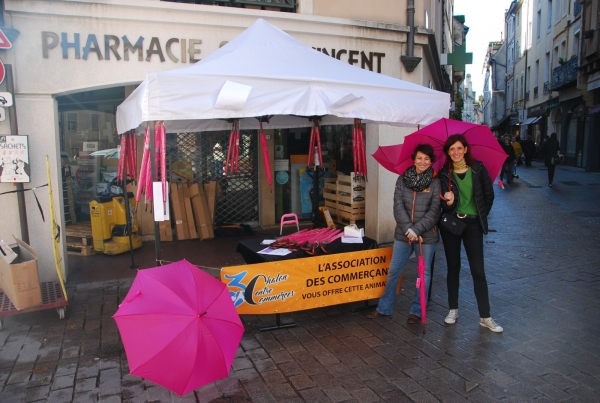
[0,29,12,49]
[0,60,4,85]
[0,108,5,122]
[0,92,13,107]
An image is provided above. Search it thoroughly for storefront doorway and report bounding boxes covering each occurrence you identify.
[272,125,358,223]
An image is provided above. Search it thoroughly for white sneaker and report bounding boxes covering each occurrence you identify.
[445,309,459,324]
[480,317,503,333]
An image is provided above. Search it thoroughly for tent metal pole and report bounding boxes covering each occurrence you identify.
[149,122,162,264]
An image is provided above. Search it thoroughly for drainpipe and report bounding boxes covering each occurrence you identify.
[401,0,422,72]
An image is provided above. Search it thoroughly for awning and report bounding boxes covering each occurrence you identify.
[590,105,600,115]
[521,116,541,125]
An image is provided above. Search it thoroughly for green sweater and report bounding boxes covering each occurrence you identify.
[453,169,478,216]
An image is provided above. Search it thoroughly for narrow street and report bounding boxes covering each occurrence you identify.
[1,161,599,403]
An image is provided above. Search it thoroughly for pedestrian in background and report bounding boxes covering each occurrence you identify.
[499,135,516,188]
[438,134,503,333]
[367,144,440,324]
[541,132,561,187]
[511,135,523,177]
[522,135,536,166]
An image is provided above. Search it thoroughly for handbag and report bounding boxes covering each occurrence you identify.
[439,213,467,236]
[438,168,467,236]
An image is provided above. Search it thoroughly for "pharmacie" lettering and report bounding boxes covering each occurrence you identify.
[42,32,203,63]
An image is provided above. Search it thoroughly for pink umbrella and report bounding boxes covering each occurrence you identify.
[372,144,404,174]
[416,240,427,334]
[114,260,245,396]
[135,127,151,204]
[395,118,507,179]
[259,119,272,188]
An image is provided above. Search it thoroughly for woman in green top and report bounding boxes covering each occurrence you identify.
[438,134,502,333]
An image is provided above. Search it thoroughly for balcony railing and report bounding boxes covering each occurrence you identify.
[551,56,579,91]
[164,0,296,9]
[534,86,539,98]
[543,81,550,94]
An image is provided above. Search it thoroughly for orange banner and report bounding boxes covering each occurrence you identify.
[221,247,393,314]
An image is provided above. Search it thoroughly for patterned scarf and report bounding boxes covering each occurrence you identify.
[403,165,434,192]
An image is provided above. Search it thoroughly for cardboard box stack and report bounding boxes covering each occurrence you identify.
[0,237,42,310]
[135,181,220,241]
[189,183,215,240]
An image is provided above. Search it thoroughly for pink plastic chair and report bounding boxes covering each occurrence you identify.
[280,213,299,235]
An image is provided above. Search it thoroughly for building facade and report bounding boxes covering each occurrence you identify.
[506,0,597,168]
[0,0,454,281]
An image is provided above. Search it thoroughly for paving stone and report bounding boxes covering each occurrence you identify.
[47,387,74,403]
[322,384,353,402]
[52,374,76,390]
[75,377,97,393]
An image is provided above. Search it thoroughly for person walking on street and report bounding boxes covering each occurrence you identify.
[499,135,516,187]
[541,132,561,187]
[438,134,503,333]
[511,136,523,177]
[367,144,441,324]
[522,135,536,166]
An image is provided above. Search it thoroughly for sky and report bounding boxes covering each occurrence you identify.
[453,0,513,98]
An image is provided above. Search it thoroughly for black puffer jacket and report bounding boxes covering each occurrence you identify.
[438,161,494,234]
[393,176,441,244]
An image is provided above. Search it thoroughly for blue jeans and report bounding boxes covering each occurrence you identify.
[376,239,438,316]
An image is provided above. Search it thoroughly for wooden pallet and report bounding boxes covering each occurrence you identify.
[65,222,95,256]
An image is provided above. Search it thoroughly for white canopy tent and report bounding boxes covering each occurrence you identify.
[116,18,449,134]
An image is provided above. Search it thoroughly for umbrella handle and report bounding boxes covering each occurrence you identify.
[418,238,423,257]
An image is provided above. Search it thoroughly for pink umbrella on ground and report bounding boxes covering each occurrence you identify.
[416,240,427,334]
[114,260,245,396]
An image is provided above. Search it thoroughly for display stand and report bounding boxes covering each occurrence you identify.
[260,313,296,332]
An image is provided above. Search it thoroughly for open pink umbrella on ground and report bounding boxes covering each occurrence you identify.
[114,260,245,396]
[416,240,427,334]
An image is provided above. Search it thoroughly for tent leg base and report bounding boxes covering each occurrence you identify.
[260,313,296,331]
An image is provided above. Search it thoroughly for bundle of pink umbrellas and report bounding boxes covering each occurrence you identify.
[116,130,138,185]
[353,118,367,181]
[269,228,343,255]
[134,122,167,210]
[225,119,240,175]
[307,117,323,168]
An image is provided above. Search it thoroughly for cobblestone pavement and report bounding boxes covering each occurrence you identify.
[1,161,599,402]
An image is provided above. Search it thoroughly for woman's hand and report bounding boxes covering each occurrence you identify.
[443,191,454,206]
[405,230,418,242]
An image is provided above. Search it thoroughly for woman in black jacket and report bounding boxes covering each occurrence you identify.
[367,144,440,324]
[438,134,502,332]
[541,132,561,187]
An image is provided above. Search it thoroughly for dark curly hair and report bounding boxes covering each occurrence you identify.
[443,134,475,169]
[411,143,435,162]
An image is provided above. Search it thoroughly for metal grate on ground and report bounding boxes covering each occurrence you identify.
[167,130,259,226]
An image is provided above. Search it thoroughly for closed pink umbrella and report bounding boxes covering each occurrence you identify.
[136,127,151,204]
[259,120,272,188]
[416,240,427,333]
[114,260,245,396]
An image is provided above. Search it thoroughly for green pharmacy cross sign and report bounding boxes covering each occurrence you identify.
[447,45,472,73]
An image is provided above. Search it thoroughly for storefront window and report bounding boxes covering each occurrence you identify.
[57,87,126,221]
